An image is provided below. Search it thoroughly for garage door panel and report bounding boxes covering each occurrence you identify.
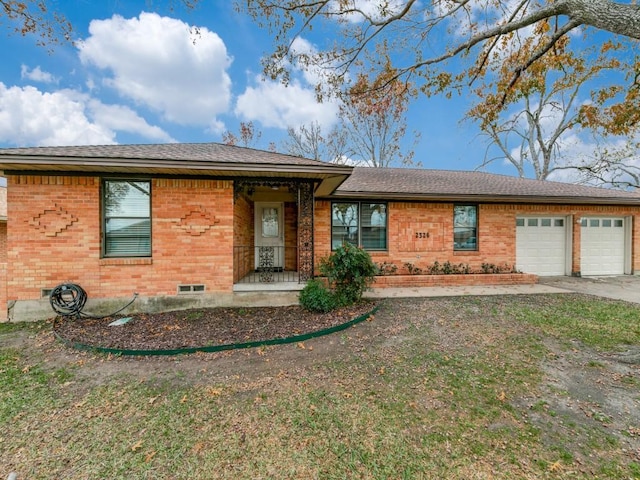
[581,218,625,276]
[516,217,566,276]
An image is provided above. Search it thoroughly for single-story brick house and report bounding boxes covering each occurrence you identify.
[1,142,640,322]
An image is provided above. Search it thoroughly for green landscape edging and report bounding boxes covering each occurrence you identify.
[53,305,379,357]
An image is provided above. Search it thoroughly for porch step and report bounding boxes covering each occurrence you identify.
[233,282,305,292]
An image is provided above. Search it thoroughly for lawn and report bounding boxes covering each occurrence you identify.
[1,294,639,479]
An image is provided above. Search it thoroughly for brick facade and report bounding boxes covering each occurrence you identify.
[233,194,254,282]
[2,173,640,322]
[314,200,640,276]
[284,202,298,272]
[5,176,234,319]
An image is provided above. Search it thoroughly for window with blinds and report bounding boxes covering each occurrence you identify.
[103,180,151,257]
[453,204,478,251]
[331,202,387,251]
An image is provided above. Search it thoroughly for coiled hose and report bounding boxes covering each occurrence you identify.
[49,283,137,319]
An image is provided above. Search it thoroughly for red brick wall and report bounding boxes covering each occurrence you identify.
[0,221,6,321]
[7,176,234,303]
[5,175,640,315]
[315,200,640,275]
[284,202,297,271]
[315,201,514,271]
[233,194,254,282]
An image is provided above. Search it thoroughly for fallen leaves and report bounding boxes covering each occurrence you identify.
[206,387,222,397]
[53,303,377,351]
[131,440,143,452]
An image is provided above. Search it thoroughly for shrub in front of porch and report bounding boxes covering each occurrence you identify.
[299,279,338,313]
[300,244,377,312]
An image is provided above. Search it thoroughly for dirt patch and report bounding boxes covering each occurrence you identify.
[52,303,376,351]
[519,339,640,463]
[4,302,380,391]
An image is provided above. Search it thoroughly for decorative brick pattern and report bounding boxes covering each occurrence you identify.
[174,207,220,236]
[28,203,78,237]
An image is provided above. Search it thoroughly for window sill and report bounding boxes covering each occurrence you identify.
[100,257,153,266]
[453,250,479,256]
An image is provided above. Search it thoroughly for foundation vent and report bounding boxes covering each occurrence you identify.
[177,284,206,294]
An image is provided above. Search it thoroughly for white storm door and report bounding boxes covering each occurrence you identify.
[254,202,284,269]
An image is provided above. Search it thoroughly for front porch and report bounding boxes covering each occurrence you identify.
[232,245,305,291]
[232,179,315,291]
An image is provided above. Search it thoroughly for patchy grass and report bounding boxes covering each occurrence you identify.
[1,294,640,479]
[507,295,640,350]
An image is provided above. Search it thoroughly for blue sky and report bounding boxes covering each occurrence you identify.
[0,1,616,177]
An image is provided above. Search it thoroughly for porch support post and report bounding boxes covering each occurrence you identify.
[298,182,314,281]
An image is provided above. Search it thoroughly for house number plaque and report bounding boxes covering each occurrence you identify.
[415,232,430,239]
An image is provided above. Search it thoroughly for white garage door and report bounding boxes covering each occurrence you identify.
[580,218,626,276]
[516,217,567,276]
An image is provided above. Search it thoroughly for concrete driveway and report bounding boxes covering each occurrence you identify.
[538,276,640,304]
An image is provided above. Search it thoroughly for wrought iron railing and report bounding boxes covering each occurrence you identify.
[233,246,300,283]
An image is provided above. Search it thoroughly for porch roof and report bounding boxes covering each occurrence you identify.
[0,143,353,196]
[330,167,640,206]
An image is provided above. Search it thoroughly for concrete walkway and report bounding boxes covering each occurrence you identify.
[538,276,640,305]
[365,275,640,304]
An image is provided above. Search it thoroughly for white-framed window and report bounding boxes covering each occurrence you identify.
[103,180,151,257]
[453,204,478,251]
[331,202,387,251]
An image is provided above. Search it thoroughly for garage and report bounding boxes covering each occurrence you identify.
[580,217,627,276]
[516,217,568,276]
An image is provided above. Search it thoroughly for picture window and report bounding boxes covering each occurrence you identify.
[102,180,151,257]
[454,205,477,251]
[331,202,387,251]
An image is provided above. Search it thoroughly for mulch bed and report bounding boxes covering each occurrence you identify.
[53,302,377,351]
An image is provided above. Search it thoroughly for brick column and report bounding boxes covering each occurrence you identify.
[298,182,314,281]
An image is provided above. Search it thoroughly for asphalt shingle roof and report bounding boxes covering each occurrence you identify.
[0,142,332,168]
[0,143,638,204]
[335,167,640,203]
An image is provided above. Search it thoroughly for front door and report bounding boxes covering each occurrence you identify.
[254,202,284,270]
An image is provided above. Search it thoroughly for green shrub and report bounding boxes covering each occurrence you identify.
[376,261,398,276]
[299,279,337,313]
[405,262,424,275]
[319,244,377,306]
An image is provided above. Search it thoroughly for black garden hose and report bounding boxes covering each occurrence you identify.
[49,283,137,319]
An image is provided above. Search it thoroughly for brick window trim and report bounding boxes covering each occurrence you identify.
[99,257,153,266]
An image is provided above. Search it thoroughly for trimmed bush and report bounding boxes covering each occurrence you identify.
[319,244,377,306]
[299,279,338,313]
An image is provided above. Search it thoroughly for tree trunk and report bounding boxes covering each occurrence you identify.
[563,0,640,39]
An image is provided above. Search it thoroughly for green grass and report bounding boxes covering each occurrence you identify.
[508,294,640,350]
[1,294,639,479]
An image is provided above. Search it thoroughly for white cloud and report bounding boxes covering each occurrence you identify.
[288,37,342,87]
[87,101,175,143]
[329,0,408,23]
[20,65,58,84]
[235,76,339,130]
[0,83,173,147]
[77,12,233,129]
